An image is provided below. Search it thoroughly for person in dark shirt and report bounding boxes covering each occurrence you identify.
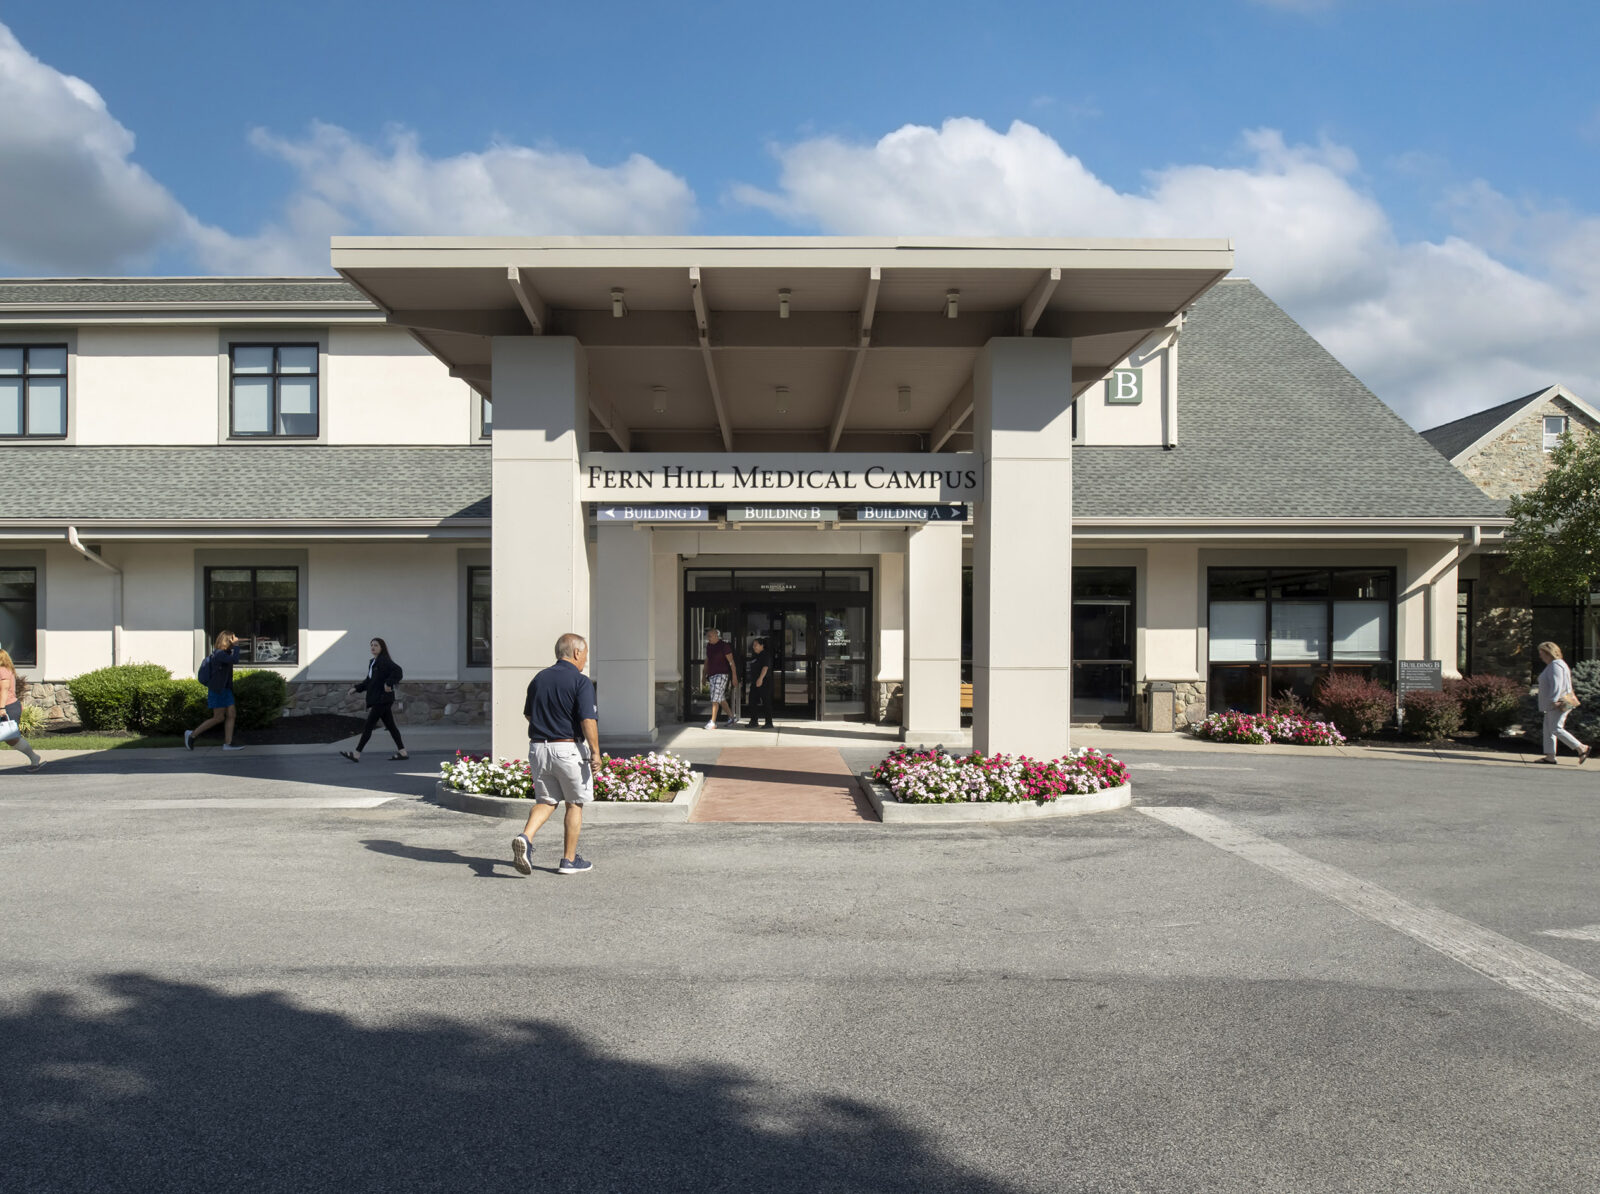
[512,632,600,877]
[702,628,738,730]
[745,637,775,729]
[185,630,244,752]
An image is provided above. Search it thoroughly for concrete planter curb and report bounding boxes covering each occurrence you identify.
[430,772,703,822]
[857,773,1132,823]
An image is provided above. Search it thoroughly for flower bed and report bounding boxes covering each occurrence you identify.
[1192,712,1346,746]
[868,745,1130,805]
[439,751,694,802]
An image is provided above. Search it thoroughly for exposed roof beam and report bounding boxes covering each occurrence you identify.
[448,366,492,384]
[1071,365,1110,384]
[506,266,547,334]
[1020,267,1060,336]
[689,267,734,451]
[587,393,631,452]
[387,308,529,337]
[929,377,974,452]
[827,267,881,451]
[1051,310,1174,339]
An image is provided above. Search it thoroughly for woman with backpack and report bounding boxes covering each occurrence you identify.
[340,637,406,762]
[185,631,243,751]
[0,648,45,772]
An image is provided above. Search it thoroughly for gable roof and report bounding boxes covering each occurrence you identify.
[1072,279,1507,523]
[1419,384,1600,464]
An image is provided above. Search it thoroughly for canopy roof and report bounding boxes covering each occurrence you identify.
[332,236,1232,452]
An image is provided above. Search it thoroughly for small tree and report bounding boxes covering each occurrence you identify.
[1507,428,1600,610]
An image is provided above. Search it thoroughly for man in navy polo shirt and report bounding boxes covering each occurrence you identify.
[512,632,601,876]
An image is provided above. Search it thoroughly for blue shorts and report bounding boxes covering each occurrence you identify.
[207,690,236,709]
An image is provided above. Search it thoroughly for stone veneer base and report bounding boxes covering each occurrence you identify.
[430,773,703,822]
[857,774,1132,823]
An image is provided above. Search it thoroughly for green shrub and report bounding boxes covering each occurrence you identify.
[1570,660,1600,743]
[67,662,171,731]
[233,670,288,729]
[1402,689,1463,740]
[1446,674,1525,737]
[1313,672,1393,739]
[18,704,44,736]
[137,677,210,734]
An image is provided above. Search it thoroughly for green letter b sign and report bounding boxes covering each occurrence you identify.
[1106,368,1142,405]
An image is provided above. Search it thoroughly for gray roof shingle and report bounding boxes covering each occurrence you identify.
[0,446,488,523]
[1072,280,1508,521]
[1419,389,1546,461]
[0,279,368,306]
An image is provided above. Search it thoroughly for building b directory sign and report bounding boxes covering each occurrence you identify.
[594,505,710,522]
[726,506,839,523]
[1396,660,1443,698]
[580,453,981,501]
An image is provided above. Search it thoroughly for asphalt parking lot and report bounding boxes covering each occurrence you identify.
[2,744,1597,1192]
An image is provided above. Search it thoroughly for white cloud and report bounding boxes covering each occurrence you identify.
[192,122,697,274]
[0,24,192,272]
[734,118,1600,429]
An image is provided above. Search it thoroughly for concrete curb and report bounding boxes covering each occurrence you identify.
[856,773,1133,823]
[429,773,703,821]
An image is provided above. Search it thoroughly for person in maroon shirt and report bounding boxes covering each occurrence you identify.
[702,628,738,729]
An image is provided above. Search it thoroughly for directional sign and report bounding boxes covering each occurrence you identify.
[726,505,838,523]
[595,505,709,522]
[851,505,968,522]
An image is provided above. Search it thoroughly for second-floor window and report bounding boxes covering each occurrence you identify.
[0,346,67,438]
[1543,415,1569,453]
[480,394,493,437]
[231,344,319,437]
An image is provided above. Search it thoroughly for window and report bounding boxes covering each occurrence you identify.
[0,346,67,438]
[1457,581,1473,674]
[230,344,319,437]
[1543,415,1569,453]
[1207,567,1395,714]
[467,566,491,667]
[204,567,298,664]
[0,568,37,666]
[480,394,493,437]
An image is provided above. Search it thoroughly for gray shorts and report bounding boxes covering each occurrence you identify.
[708,674,730,703]
[530,741,593,806]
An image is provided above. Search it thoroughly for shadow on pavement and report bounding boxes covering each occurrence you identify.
[360,838,522,879]
[0,973,1015,1194]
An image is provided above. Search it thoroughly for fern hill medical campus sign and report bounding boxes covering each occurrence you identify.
[579,454,983,502]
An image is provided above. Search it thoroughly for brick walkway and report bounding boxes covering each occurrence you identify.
[689,747,878,823]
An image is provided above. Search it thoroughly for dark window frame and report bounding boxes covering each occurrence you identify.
[0,566,38,666]
[467,565,492,667]
[228,343,320,439]
[0,344,69,440]
[479,393,493,439]
[1457,580,1474,675]
[203,565,300,665]
[1206,566,1397,714]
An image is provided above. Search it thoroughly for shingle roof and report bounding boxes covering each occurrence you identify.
[0,278,368,306]
[1418,389,1548,461]
[0,446,488,523]
[1072,280,1508,521]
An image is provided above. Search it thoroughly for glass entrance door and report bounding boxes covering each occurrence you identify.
[740,605,816,718]
[1072,567,1136,722]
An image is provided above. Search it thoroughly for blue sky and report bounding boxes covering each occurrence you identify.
[2,1,1598,427]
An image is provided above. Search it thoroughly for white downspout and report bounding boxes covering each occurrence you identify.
[66,527,122,666]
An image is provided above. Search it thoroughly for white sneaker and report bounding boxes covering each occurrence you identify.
[704,720,716,730]
[222,744,244,751]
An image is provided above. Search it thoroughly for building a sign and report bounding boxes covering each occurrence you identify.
[580,453,981,501]
[595,505,710,522]
[851,505,968,522]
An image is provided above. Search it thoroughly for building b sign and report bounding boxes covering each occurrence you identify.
[1106,368,1142,405]
[580,453,982,502]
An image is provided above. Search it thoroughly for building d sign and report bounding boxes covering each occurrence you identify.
[580,453,982,502]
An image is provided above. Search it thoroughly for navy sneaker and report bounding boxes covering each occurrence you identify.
[557,855,593,876]
[511,834,533,876]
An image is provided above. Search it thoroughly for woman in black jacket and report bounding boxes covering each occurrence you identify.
[340,637,407,762]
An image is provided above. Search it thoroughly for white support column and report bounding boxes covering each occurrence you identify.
[1404,542,1465,676]
[876,552,905,724]
[490,336,590,760]
[652,550,680,724]
[595,523,657,744]
[972,338,1074,756]
[902,522,963,743]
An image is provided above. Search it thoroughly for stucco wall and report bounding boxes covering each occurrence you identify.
[74,327,219,445]
[1459,396,1598,500]
[304,543,462,681]
[325,325,480,444]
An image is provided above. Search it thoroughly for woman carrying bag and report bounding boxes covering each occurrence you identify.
[186,631,243,751]
[1536,640,1589,765]
[0,648,45,772]
[341,637,407,762]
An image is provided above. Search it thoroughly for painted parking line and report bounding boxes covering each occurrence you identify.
[1539,925,1600,942]
[1139,806,1600,1031]
[0,796,397,810]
